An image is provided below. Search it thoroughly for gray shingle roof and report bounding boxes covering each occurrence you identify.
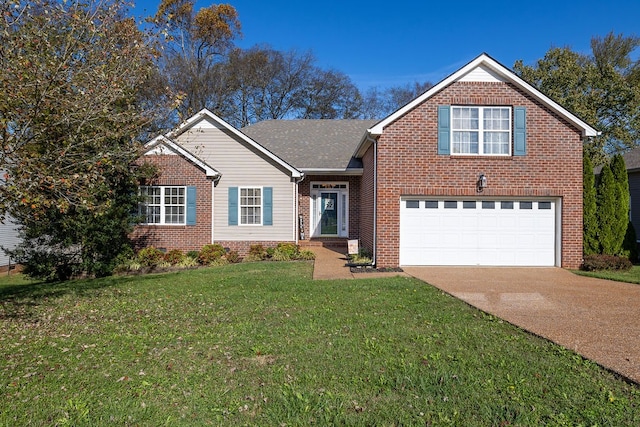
[241,120,377,171]
[623,147,640,171]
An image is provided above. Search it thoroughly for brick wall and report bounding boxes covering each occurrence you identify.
[374,81,584,268]
[132,154,214,252]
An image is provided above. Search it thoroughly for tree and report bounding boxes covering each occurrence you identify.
[583,154,599,255]
[514,33,640,165]
[0,0,163,279]
[359,81,434,119]
[151,0,241,120]
[213,46,364,127]
[596,164,618,255]
[611,154,631,255]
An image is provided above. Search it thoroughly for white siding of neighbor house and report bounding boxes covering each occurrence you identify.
[174,116,296,242]
[0,215,20,267]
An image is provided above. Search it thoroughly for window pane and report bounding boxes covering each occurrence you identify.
[539,201,552,209]
[482,201,495,209]
[520,201,533,209]
[444,201,457,209]
[240,188,262,225]
[425,200,438,209]
[406,200,419,208]
[463,201,476,209]
[501,201,514,209]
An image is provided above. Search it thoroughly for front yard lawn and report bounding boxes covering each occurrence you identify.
[1,262,638,425]
[575,265,640,284]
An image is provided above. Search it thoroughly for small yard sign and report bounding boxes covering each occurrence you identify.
[348,239,359,255]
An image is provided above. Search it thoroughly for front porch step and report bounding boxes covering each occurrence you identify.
[299,239,348,250]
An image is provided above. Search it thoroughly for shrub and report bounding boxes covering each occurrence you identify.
[136,247,165,268]
[225,250,241,263]
[164,249,184,265]
[298,249,316,260]
[248,244,267,260]
[186,250,200,260]
[581,254,632,271]
[198,244,226,265]
[276,242,299,258]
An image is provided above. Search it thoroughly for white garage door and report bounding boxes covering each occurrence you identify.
[400,199,557,266]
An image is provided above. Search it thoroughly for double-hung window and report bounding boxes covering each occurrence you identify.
[240,187,262,225]
[451,106,511,155]
[140,186,186,225]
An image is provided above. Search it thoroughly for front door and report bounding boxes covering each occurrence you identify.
[310,182,348,238]
[320,192,338,235]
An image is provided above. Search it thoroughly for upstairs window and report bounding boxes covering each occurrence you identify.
[451,106,511,155]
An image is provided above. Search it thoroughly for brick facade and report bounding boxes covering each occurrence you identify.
[370,81,584,268]
[132,154,214,252]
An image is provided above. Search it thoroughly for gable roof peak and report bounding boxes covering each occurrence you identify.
[365,52,599,141]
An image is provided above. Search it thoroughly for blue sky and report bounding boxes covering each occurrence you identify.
[133,0,640,90]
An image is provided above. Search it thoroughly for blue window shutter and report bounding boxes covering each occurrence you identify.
[263,187,273,226]
[438,106,451,155]
[228,187,238,226]
[514,107,527,156]
[186,186,196,226]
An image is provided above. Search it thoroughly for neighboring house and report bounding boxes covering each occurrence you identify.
[0,215,20,270]
[1,168,20,270]
[134,53,598,268]
[617,147,640,234]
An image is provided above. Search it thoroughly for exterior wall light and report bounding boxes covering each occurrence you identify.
[477,174,487,192]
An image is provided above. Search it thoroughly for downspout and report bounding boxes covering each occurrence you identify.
[211,175,221,244]
[294,174,305,244]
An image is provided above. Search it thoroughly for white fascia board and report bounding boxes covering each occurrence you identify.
[169,109,303,179]
[144,135,220,178]
[368,53,600,138]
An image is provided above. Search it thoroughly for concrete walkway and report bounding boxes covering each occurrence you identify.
[308,246,408,280]
[308,247,640,384]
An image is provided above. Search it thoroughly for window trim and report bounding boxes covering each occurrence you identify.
[239,186,263,226]
[140,185,187,226]
[451,106,512,156]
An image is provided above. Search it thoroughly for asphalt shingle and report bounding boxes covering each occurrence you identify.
[241,120,377,171]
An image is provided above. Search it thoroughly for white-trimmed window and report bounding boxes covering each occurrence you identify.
[240,187,262,225]
[140,186,186,225]
[452,106,511,155]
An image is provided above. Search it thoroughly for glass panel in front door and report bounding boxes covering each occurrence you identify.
[320,192,338,235]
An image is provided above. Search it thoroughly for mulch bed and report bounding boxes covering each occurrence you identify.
[349,265,404,274]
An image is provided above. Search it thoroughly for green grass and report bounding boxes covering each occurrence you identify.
[1,262,638,426]
[574,265,640,284]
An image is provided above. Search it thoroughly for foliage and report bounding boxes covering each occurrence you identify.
[623,221,639,262]
[1,263,639,425]
[164,249,185,265]
[514,33,640,164]
[150,0,241,120]
[597,164,619,255]
[136,246,165,268]
[224,250,241,263]
[583,154,599,255]
[198,243,227,265]
[611,154,631,253]
[0,0,166,280]
[581,254,633,271]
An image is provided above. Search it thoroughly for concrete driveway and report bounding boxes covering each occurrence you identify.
[403,267,640,384]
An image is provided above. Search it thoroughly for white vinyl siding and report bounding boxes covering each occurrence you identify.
[175,117,295,241]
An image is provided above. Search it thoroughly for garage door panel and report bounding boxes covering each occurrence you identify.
[400,199,556,266]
